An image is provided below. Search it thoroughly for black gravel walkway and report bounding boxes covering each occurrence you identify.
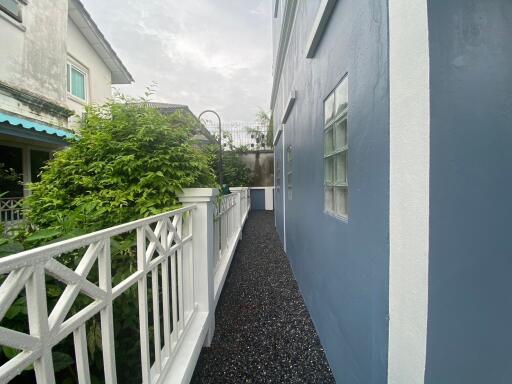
[191,211,335,383]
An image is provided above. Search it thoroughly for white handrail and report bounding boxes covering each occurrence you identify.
[0,187,251,384]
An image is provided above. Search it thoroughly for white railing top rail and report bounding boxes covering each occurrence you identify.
[0,187,251,384]
[0,205,195,273]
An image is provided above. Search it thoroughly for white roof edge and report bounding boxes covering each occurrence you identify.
[68,0,134,84]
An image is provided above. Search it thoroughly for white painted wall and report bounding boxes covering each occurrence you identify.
[388,0,430,383]
[0,2,117,131]
[0,0,69,127]
[66,17,113,123]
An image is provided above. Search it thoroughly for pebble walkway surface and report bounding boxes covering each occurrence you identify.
[191,211,335,383]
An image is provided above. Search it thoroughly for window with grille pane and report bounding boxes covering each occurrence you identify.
[67,63,88,101]
[0,0,22,22]
[287,145,293,200]
[276,157,281,192]
[324,76,348,218]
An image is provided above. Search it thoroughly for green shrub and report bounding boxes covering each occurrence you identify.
[26,99,215,236]
[0,98,216,383]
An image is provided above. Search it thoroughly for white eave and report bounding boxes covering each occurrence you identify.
[68,0,134,84]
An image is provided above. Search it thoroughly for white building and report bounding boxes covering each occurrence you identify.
[0,0,132,198]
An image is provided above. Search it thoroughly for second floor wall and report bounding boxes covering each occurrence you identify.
[0,0,131,131]
[66,16,112,121]
[0,0,69,128]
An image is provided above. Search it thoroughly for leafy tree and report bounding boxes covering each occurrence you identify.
[205,132,252,188]
[25,99,215,235]
[0,98,216,383]
[256,110,273,149]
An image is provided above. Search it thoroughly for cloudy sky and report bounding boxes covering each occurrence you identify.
[82,0,273,122]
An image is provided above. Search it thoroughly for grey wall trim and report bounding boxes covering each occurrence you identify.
[305,0,338,58]
[273,123,284,147]
[273,0,279,18]
[270,0,299,109]
[281,91,297,124]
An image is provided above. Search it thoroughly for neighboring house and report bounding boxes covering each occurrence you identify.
[0,0,132,198]
[142,102,216,146]
[272,1,511,383]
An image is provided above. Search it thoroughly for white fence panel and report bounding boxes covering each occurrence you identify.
[0,187,251,384]
[0,198,23,229]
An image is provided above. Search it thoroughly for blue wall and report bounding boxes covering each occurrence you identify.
[274,139,285,243]
[273,0,389,382]
[426,1,512,382]
[250,189,266,211]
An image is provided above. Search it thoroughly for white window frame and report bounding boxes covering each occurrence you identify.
[0,0,22,22]
[67,58,89,104]
[287,145,293,200]
[275,155,281,192]
[324,75,348,220]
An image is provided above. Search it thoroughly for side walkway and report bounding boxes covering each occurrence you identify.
[192,211,334,383]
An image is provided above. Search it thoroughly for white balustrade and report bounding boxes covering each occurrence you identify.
[0,187,251,384]
[0,198,23,229]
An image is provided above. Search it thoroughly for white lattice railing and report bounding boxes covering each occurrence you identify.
[212,188,250,305]
[0,187,250,384]
[0,198,23,227]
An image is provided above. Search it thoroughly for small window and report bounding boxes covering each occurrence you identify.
[274,0,279,18]
[324,76,348,219]
[67,63,88,101]
[287,145,293,200]
[0,0,22,22]
[276,157,281,192]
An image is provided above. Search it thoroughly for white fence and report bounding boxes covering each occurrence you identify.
[0,198,23,228]
[0,188,250,384]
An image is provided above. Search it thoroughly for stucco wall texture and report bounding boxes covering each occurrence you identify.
[425,1,512,383]
[0,1,114,129]
[272,0,390,382]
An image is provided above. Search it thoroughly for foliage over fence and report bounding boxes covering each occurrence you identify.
[0,98,217,383]
[26,100,215,239]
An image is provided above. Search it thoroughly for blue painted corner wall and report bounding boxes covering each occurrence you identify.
[272,0,390,382]
[425,1,512,383]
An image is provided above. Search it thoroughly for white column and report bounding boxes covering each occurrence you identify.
[230,188,245,228]
[388,0,431,383]
[22,146,31,197]
[178,188,219,347]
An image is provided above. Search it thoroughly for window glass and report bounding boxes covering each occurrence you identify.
[324,93,335,124]
[324,76,348,219]
[334,153,347,184]
[325,187,334,212]
[324,127,334,154]
[67,64,87,101]
[334,119,347,149]
[335,79,349,116]
[287,145,293,200]
[334,187,347,217]
[71,67,86,100]
[0,0,21,21]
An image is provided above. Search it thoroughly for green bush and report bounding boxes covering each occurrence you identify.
[0,98,217,383]
[26,99,215,236]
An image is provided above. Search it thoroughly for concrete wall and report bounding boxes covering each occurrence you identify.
[272,0,390,382]
[0,0,69,127]
[425,1,512,383]
[239,150,274,187]
[0,1,115,130]
[66,17,113,120]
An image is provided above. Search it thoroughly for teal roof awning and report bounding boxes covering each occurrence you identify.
[0,112,76,140]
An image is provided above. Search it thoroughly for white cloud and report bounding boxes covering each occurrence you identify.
[81,0,272,121]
